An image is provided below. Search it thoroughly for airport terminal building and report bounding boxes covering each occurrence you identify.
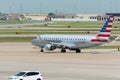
[51,14,108,21]
[106,13,120,16]
[2,13,120,21]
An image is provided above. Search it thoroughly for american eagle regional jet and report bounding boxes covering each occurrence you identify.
[32,16,114,53]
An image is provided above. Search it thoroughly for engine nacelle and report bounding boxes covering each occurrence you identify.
[45,44,56,51]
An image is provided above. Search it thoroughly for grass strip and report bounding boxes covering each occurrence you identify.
[0,37,34,42]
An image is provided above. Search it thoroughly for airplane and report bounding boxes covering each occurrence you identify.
[32,16,114,53]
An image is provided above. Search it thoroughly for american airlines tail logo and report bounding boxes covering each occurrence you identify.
[91,16,114,42]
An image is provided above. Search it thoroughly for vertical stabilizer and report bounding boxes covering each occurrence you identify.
[91,16,114,42]
[97,16,114,39]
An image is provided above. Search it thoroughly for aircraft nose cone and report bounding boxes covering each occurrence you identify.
[32,39,39,46]
[32,39,38,45]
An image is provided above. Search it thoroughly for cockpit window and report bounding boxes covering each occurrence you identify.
[14,72,26,76]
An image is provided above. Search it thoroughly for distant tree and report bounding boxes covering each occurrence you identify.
[48,13,55,18]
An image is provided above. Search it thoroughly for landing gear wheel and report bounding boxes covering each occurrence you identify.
[76,49,81,53]
[37,78,41,80]
[40,48,44,52]
[61,49,66,53]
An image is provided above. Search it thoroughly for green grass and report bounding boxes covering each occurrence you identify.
[0,31,96,34]
[117,39,120,41]
[0,31,120,35]
[45,21,102,28]
[0,20,32,24]
[0,37,33,42]
[45,21,120,28]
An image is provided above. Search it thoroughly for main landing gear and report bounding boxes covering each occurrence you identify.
[61,48,81,53]
[40,48,81,53]
[40,48,44,52]
[61,48,66,53]
[76,49,81,53]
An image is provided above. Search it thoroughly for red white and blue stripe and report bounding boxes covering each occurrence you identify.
[97,16,114,38]
[91,16,114,42]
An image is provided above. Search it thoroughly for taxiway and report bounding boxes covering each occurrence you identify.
[0,42,120,80]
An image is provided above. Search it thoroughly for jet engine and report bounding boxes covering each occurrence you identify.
[45,44,56,51]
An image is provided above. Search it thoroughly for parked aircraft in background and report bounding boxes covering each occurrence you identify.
[32,16,114,53]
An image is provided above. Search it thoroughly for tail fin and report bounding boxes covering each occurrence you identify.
[91,16,114,42]
[97,16,114,39]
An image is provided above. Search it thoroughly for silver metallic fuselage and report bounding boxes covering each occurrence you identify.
[32,34,104,49]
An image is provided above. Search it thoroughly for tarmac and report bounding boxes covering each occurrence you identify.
[0,42,120,80]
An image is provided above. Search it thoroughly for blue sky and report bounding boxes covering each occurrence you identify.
[0,0,119,14]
